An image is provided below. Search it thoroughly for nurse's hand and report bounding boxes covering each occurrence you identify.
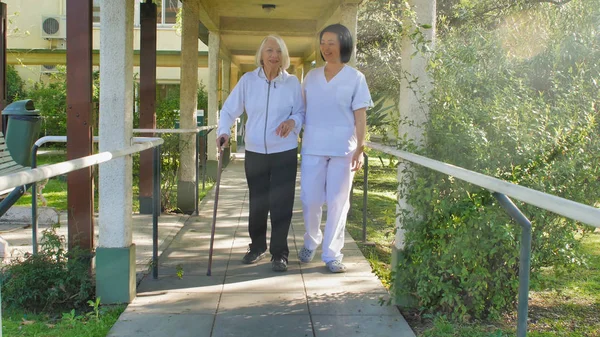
[216,134,229,152]
[351,148,364,171]
[276,120,295,138]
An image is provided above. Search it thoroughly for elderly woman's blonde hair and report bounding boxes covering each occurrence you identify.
[255,35,290,70]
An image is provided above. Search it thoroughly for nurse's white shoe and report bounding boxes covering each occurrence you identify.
[298,246,316,263]
[326,260,347,273]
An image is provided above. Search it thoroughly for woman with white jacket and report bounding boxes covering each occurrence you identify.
[216,35,304,272]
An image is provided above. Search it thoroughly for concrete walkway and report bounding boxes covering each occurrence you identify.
[108,157,416,337]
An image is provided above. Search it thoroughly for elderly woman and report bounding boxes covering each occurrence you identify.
[216,35,304,272]
[298,24,372,273]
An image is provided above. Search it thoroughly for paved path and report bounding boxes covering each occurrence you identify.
[108,157,416,337]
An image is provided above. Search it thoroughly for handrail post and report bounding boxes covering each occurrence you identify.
[493,192,532,337]
[202,128,213,191]
[362,152,368,243]
[152,145,161,279]
[31,145,39,254]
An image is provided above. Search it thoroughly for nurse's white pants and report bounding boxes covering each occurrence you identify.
[300,153,355,263]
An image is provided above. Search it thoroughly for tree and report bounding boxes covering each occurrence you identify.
[7,64,26,103]
[437,0,575,28]
[357,0,405,136]
[394,0,600,320]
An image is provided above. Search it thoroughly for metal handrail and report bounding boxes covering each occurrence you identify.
[133,126,216,134]
[30,136,162,257]
[0,139,163,192]
[366,141,600,228]
[365,141,600,337]
[133,125,217,215]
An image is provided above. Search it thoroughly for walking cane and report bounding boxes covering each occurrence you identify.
[207,137,225,276]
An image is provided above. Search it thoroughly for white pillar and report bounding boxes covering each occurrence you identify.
[177,0,199,213]
[314,35,325,68]
[340,3,359,66]
[303,61,312,80]
[208,31,220,161]
[230,65,240,88]
[395,0,436,251]
[98,0,134,249]
[97,0,135,304]
[222,59,231,102]
[222,60,232,147]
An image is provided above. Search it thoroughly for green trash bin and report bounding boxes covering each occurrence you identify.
[4,99,42,167]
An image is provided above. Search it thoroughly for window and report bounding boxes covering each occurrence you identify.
[156,0,180,25]
[92,0,180,26]
[93,0,100,23]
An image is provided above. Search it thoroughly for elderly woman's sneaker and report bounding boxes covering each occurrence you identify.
[298,246,316,263]
[242,248,266,264]
[326,260,347,273]
[271,257,288,272]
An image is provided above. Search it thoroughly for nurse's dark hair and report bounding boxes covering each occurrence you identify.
[319,24,353,64]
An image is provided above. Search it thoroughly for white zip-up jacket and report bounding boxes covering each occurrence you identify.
[217,67,305,154]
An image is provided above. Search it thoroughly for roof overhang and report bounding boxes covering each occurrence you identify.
[195,0,362,70]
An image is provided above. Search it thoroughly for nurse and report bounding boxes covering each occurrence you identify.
[299,24,372,273]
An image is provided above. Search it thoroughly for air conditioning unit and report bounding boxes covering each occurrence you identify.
[40,64,58,74]
[41,16,66,39]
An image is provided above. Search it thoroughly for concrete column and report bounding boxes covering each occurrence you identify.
[97,0,135,304]
[176,0,199,214]
[230,65,239,88]
[340,3,359,66]
[221,60,232,150]
[295,65,303,80]
[222,59,231,102]
[393,0,436,307]
[207,31,220,162]
[303,61,312,79]
[314,35,325,67]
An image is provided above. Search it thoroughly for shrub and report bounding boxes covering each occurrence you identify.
[152,82,210,211]
[27,70,68,137]
[1,226,94,313]
[394,0,599,320]
[7,65,26,103]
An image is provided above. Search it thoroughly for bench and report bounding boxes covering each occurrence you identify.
[0,132,32,216]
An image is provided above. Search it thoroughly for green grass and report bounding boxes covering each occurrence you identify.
[3,306,125,337]
[345,150,600,336]
[347,153,398,288]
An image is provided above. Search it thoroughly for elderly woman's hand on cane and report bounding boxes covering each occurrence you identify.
[216,134,229,152]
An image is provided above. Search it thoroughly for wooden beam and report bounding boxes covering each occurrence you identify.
[0,2,7,133]
[66,0,94,253]
[138,1,157,214]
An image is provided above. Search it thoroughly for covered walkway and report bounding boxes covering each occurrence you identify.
[107,155,415,337]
